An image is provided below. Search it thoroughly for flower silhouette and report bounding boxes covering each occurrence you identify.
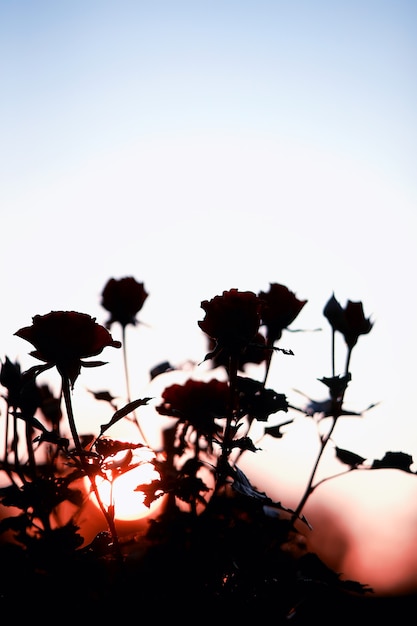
[258,283,307,344]
[198,289,262,361]
[0,274,388,617]
[15,311,121,386]
[323,294,373,348]
[101,276,148,329]
[156,378,229,438]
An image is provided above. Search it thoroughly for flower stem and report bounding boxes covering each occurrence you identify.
[217,354,239,488]
[263,349,273,386]
[62,374,122,558]
[290,416,338,526]
[121,325,148,445]
[62,376,83,457]
[89,476,122,559]
[290,337,352,526]
[24,410,37,476]
[345,346,352,377]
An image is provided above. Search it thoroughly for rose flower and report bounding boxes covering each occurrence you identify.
[101,276,148,329]
[323,294,373,348]
[198,289,262,361]
[15,311,121,387]
[258,283,307,345]
[156,378,229,440]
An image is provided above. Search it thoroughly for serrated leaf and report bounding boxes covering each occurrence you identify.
[371,451,413,472]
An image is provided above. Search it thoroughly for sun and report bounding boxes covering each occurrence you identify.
[94,449,163,522]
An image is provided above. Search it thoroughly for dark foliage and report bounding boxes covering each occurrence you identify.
[0,279,414,622]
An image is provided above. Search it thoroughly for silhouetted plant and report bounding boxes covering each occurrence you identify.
[101,276,149,443]
[0,277,411,622]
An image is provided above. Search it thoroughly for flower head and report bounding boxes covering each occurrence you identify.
[258,283,307,344]
[15,311,121,386]
[101,276,148,329]
[198,289,262,361]
[156,378,229,438]
[323,294,373,348]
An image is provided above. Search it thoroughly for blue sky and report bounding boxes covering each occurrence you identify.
[1,0,417,593]
[2,1,415,183]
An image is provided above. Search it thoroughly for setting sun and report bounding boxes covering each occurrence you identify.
[1,1,416,622]
[93,451,162,522]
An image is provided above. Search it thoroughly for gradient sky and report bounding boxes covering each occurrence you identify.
[1,0,417,593]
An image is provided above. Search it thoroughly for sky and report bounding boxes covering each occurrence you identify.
[1,0,417,594]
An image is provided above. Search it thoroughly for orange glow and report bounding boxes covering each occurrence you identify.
[93,450,162,521]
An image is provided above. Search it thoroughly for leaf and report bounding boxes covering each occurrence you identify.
[95,438,144,459]
[99,397,152,435]
[371,451,414,472]
[15,412,47,433]
[264,419,294,439]
[88,389,118,406]
[33,431,70,450]
[264,501,312,529]
[237,376,289,421]
[231,465,270,501]
[81,360,108,368]
[150,361,174,380]
[102,449,133,473]
[335,446,366,468]
[135,480,165,508]
[272,346,294,356]
[22,363,54,380]
[231,436,259,452]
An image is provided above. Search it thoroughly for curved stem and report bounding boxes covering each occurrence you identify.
[290,342,353,526]
[311,467,354,491]
[121,325,148,445]
[263,349,273,386]
[62,373,122,558]
[62,375,83,457]
[89,475,122,559]
[290,416,338,525]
